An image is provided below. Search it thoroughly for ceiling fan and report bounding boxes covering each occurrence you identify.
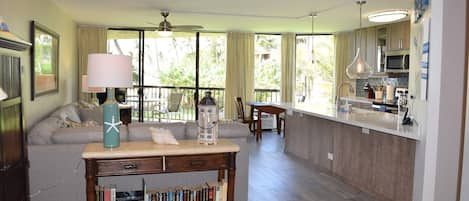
[149,11,203,36]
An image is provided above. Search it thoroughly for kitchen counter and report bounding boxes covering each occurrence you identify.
[274,102,420,140]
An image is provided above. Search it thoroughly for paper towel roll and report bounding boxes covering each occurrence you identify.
[386,85,395,100]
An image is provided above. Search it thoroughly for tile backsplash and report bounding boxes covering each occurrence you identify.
[356,75,409,97]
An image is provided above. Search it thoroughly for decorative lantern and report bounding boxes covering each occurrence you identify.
[197,91,218,145]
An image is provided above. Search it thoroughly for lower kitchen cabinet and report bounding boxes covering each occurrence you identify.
[333,125,416,201]
[285,112,416,201]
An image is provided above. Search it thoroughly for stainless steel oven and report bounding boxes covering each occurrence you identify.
[385,50,409,72]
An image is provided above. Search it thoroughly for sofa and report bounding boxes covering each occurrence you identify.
[27,104,250,201]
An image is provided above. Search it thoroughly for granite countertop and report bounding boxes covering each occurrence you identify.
[82,139,240,159]
[273,102,420,140]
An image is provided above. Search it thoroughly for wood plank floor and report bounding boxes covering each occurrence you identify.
[248,132,377,201]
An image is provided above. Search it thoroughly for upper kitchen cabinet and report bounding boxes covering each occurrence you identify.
[387,21,410,51]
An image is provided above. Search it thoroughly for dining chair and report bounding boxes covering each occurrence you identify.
[234,97,256,132]
[152,92,183,122]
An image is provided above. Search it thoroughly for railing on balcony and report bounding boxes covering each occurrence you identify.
[125,86,279,122]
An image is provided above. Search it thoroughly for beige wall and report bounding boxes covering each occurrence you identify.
[0,0,78,129]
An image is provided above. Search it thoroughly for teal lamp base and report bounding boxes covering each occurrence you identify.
[103,88,121,148]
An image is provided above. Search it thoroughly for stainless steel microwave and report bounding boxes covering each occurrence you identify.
[385,50,409,72]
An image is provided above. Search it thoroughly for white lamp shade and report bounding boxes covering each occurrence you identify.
[82,75,105,93]
[87,54,133,88]
[0,87,7,101]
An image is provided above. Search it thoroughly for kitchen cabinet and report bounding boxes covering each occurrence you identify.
[387,21,410,51]
[333,125,415,201]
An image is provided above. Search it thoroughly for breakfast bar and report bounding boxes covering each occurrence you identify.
[276,102,419,201]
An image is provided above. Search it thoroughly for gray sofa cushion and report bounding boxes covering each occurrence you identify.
[185,121,250,139]
[128,122,186,141]
[78,106,103,124]
[51,126,129,144]
[28,117,65,145]
[50,103,82,123]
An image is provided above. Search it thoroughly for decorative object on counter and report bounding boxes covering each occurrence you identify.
[149,127,179,145]
[386,85,395,100]
[363,82,375,99]
[368,10,408,23]
[87,53,132,148]
[30,21,60,100]
[375,85,384,100]
[197,91,218,145]
[345,0,373,79]
[0,87,7,101]
[81,75,105,106]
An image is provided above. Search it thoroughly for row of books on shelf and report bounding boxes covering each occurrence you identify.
[95,185,117,201]
[143,179,228,201]
[94,179,228,201]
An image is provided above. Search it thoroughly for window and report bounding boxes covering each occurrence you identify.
[254,34,281,102]
[107,30,227,122]
[295,35,335,104]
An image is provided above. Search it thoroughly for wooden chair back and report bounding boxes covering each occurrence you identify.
[234,97,246,120]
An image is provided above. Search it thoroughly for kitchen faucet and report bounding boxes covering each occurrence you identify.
[335,82,355,107]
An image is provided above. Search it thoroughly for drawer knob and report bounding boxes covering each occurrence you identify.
[123,163,138,170]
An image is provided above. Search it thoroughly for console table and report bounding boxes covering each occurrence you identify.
[82,140,239,201]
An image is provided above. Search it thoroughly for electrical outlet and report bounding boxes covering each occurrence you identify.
[361,128,370,134]
[328,153,334,161]
[299,113,303,117]
[287,109,293,116]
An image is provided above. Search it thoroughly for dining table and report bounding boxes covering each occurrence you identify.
[246,102,286,141]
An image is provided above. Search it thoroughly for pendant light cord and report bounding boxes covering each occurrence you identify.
[311,13,315,64]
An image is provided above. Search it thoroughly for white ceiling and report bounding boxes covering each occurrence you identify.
[52,0,412,33]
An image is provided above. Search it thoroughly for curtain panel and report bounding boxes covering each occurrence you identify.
[77,25,107,101]
[224,32,255,120]
[280,33,296,103]
[334,31,355,99]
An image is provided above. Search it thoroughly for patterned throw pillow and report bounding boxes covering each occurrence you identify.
[149,127,179,145]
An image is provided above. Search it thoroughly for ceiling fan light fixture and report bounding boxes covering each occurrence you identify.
[157,30,173,37]
[368,10,408,23]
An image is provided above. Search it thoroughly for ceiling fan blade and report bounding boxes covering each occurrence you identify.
[171,25,204,30]
[147,22,160,26]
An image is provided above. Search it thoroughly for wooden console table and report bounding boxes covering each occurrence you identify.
[82,140,239,201]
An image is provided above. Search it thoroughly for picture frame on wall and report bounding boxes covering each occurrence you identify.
[30,21,60,100]
[414,0,430,22]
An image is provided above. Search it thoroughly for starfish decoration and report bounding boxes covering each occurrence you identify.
[104,116,121,134]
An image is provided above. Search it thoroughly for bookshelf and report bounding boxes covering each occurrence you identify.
[82,140,239,201]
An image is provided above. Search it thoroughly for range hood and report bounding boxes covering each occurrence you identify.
[0,30,31,51]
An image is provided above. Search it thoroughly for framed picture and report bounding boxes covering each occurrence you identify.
[30,21,59,100]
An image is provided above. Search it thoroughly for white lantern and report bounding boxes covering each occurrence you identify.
[197,92,218,145]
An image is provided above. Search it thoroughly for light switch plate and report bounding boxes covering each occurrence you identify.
[362,128,370,134]
[328,153,334,160]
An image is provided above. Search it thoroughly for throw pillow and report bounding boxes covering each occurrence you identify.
[149,127,179,145]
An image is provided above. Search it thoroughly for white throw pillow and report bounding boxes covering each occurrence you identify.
[149,127,179,145]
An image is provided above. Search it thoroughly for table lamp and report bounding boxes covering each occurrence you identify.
[87,54,132,148]
[81,75,105,106]
[0,87,7,101]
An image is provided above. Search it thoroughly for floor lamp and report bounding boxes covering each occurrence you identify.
[87,54,132,148]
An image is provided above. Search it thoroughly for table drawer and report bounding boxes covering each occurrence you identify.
[96,157,163,176]
[166,154,228,172]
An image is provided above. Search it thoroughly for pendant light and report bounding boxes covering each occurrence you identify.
[346,0,373,79]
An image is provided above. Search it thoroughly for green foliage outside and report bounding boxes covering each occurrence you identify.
[34,32,54,74]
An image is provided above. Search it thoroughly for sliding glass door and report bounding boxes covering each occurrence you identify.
[107,30,226,122]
